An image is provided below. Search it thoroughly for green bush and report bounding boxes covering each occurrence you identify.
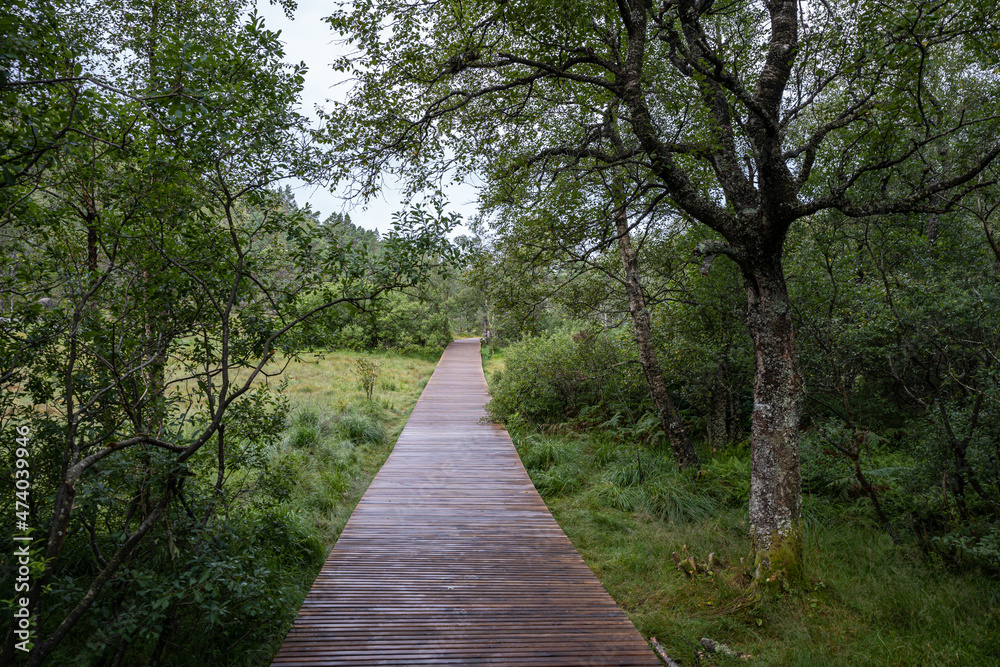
[321,291,453,353]
[250,506,326,569]
[486,327,645,425]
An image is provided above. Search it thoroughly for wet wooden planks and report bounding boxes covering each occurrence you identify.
[271,338,659,666]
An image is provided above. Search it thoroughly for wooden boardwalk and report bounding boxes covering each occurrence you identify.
[272,338,659,666]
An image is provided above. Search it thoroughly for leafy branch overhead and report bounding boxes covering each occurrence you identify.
[326,0,1000,231]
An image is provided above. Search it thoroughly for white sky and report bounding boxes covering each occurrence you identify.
[254,0,479,234]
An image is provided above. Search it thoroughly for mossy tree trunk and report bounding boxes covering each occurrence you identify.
[708,360,730,450]
[741,249,804,581]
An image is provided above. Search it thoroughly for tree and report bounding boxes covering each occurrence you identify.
[471,165,703,467]
[462,227,568,344]
[1,2,458,664]
[1,0,92,204]
[326,0,1000,580]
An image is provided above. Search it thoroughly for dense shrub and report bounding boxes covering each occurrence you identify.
[486,327,646,425]
[798,412,1000,573]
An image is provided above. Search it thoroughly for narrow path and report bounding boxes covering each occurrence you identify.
[272,338,659,666]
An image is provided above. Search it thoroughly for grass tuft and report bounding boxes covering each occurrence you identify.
[531,463,584,496]
[518,435,574,470]
[336,411,386,444]
[286,424,321,449]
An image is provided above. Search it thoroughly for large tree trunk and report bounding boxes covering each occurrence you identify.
[615,206,700,469]
[742,250,804,581]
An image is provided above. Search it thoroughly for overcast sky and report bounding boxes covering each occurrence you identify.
[254,0,479,234]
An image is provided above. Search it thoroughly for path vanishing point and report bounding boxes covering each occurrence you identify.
[271,338,660,666]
